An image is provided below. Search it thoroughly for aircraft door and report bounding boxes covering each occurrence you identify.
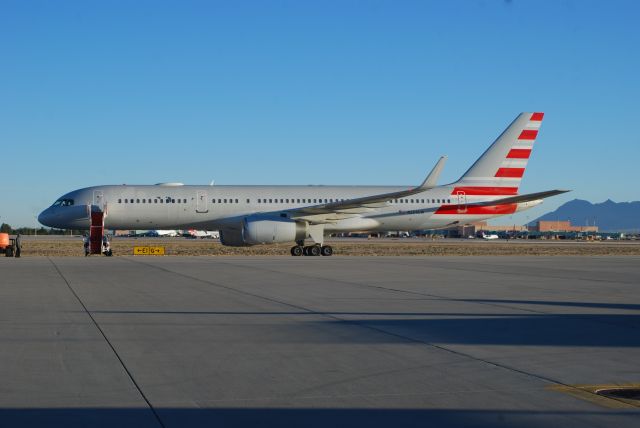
[93,190,104,212]
[456,191,467,214]
[196,191,208,213]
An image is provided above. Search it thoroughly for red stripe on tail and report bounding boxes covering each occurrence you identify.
[518,130,538,140]
[495,168,525,178]
[506,149,532,159]
[530,112,544,121]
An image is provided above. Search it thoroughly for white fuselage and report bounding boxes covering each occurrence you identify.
[38,183,540,233]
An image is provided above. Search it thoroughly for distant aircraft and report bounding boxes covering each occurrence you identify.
[148,230,179,237]
[187,229,220,239]
[39,112,567,256]
[481,232,499,240]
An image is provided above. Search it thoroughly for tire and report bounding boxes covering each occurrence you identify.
[5,246,14,257]
[290,246,303,256]
[308,245,321,257]
[321,245,333,256]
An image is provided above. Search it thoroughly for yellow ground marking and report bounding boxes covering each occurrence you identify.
[133,246,165,256]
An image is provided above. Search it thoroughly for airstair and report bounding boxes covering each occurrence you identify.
[89,210,105,254]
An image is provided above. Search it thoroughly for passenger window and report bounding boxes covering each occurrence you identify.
[247,199,250,203]
[224,199,227,203]
[118,199,122,203]
[235,199,238,203]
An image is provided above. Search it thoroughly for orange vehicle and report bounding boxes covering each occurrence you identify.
[0,233,17,257]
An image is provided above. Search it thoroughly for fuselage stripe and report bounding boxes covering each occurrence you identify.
[450,186,518,195]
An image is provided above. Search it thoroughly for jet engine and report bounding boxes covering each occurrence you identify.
[219,228,251,247]
[243,216,307,245]
[219,216,308,246]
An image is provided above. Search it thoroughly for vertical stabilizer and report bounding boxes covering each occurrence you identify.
[454,112,544,194]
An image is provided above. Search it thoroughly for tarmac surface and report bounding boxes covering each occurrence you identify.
[1,256,639,427]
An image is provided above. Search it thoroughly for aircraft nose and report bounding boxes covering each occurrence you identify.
[38,208,53,227]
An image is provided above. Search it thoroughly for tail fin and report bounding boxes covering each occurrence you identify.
[454,112,543,194]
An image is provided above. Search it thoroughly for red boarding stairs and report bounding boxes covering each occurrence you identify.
[90,210,105,255]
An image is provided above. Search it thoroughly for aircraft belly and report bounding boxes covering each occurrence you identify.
[327,217,380,232]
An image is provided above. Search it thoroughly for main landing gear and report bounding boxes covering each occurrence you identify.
[290,244,333,257]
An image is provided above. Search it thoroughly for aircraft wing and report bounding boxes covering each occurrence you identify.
[468,189,570,207]
[287,156,447,223]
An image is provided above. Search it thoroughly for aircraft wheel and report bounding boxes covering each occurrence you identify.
[321,245,333,256]
[290,246,303,256]
[308,245,321,257]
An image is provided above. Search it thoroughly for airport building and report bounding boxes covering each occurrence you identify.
[450,221,527,238]
[449,220,598,238]
[527,220,598,233]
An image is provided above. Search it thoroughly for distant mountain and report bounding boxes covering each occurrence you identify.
[533,199,640,232]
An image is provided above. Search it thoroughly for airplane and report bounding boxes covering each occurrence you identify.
[186,229,220,239]
[38,112,568,256]
[481,232,500,240]
[147,230,180,237]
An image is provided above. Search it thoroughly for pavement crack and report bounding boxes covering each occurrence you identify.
[121,257,579,394]
[47,257,166,428]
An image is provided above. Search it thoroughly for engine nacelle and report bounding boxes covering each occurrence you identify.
[243,217,307,245]
[219,228,251,247]
[219,216,308,247]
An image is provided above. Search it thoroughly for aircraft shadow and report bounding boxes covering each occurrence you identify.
[91,309,640,347]
[328,313,640,347]
[0,407,638,428]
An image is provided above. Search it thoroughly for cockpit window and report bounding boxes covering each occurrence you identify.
[53,199,74,207]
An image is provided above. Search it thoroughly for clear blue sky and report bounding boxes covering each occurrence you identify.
[1,0,639,227]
